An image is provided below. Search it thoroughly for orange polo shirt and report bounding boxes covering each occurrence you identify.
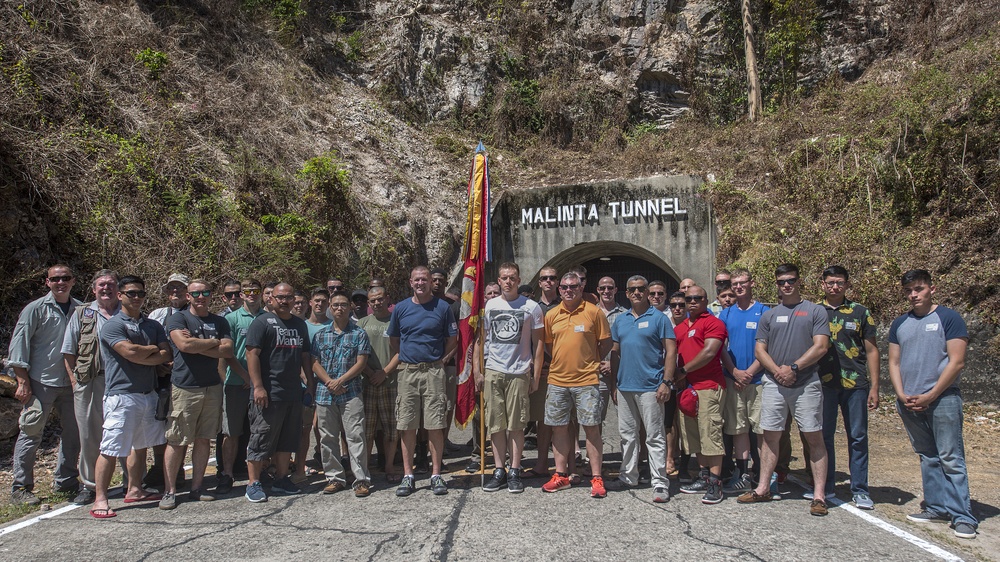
[544,300,611,387]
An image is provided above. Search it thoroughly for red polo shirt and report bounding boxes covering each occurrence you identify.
[674,311,727,390]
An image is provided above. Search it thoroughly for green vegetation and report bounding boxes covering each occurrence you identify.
[134,48,168,80]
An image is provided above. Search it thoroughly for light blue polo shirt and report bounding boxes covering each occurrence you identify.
[611,307,675,392]
[719,301,769,384]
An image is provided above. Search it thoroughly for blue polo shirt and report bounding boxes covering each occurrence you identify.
[718,301,769,384]
[611,307,675,392]
[387,297,458,364]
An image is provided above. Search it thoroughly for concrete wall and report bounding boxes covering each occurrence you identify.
[491,175,716,287]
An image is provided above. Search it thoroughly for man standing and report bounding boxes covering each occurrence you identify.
[359,286,400,480]
[160,280,234,509]
[217,279,265,493]
[709,270,733,316]
[62,269,121,505]
[430,268,455,303]
[889,269,978,539]
[610,276,677,503]
[541,272,611,498]
[596,277,627,427]
[679,279,696,294]
[9,265,83,505]
[312,292,372,497]
[816,266,879,509]
[388,266,458,497]
[477,263,544,493]
[647,281,669,316]
[525,266,560,478]
[90,276,171,519]
[675,286,728,505]
[217,279,243,316]
[244,283,313,502]
[739,264,831,516]
[719,269,769,494]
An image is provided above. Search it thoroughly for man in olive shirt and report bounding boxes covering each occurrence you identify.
[359,286,399,479]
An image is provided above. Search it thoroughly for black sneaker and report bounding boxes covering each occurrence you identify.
[142,464,165,489]
[680,469,710,495]
[508,468,524,494]
[677,467,693,484]
[702,476,723,504]
[215,474,234,495]
[11,488,40,506]
[74,488,96,505]
[483,468,507,492]
[638,466,651,485]
[431,475,449,496]
[465,459,481,474]
[396,475,416,497]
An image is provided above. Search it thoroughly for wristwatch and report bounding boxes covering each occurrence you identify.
[661,380,676,391]
[790,363,799,374]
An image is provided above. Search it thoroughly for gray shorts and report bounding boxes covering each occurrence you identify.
[222,385,251,437]
[247,400,303,461]
[760,376,823,433]
[545,384,601,427]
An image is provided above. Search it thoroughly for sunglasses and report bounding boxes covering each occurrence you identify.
[539,275,557,281]
[122,290,147,298]
[559,284,581,291]
[224,291,241,298]
[272,295,294,302]
[684,295,705,302]
[597,286,616,292]
[776,278,799,286]
[242,288,261,295]
[669,302,686,308]
[625,286,647,293]
[648,291,665,297]
[327,285,344,291]
[189,290,212,298]
[48,275,74,283]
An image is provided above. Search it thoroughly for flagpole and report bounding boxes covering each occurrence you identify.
[478,323,486,488]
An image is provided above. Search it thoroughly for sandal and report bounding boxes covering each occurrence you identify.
[90,507,117,519]
[522,468,548,479]
[666,467,679,478]
[123,491,162,503]
[568,473,583,486]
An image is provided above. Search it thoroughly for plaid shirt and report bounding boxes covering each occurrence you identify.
[311,321,371,406]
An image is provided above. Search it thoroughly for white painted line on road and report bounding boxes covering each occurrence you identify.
[787,475,964,562]
[0,504,82,537]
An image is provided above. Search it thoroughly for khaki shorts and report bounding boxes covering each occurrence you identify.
[723,379,763,435]
[529,373,549,423]
[166,385,223,446]
[396,362,450,431]
[445,365,457,412]
[679,386,724,457]
[484,368,530,434]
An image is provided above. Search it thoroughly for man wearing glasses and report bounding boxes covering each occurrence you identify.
[739,263,831,517]
[217,280,243,316]
[217,278,265,494]
[596,277,627,427]
[91,276,172,518]
[161,280,234,509]
[647,281,670,315]
[359,286,400,481]
[675,286,728,505]
[718,268,769,495]
[525,266,560,478]
[541,272,611,498]
[8,265,83,505]
[609,276,677,503]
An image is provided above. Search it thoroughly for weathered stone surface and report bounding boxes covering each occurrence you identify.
[0,396,22,440]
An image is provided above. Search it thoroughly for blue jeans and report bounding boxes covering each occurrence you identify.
[821,386,869,494]
[896,389,977,527]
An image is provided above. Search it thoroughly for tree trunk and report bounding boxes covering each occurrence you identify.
[742,0,763,121]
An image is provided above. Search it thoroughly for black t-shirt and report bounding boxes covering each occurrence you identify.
[57,299,72,316]
[245,312,311,401]
[165,309,232,389]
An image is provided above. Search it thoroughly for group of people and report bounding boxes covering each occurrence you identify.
[4,261,979,539]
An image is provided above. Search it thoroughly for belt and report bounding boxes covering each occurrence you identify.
[401,360,443,371]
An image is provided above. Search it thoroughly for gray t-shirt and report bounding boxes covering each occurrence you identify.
[245,312,311,402]
[756,300,831,387]
[888,306,968,396]
[165,309,232,389]
[100,311,167,396]
[483,295,544,375]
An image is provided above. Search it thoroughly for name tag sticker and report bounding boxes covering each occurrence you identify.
[638,321,649,329]
[925,323,939,332]
[845,321,857,331]
[746,321,757,329]
[688,329,696,337]
[776,316,789,323]
[574,325,585,332]
[382,330,389,338]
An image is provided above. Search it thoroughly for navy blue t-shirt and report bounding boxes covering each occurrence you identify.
[387,297,458,363]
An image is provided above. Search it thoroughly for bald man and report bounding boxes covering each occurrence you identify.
[679,279,696,294]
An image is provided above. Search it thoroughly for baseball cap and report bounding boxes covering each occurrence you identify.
[678,387,699,418]
[162,273,190,291]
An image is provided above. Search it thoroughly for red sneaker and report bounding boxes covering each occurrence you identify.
[542,473,571,493]
[590,476,606,498]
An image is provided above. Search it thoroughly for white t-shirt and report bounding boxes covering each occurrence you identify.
[483,295,544,375]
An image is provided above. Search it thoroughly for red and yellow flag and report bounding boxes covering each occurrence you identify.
[455,142,491,428]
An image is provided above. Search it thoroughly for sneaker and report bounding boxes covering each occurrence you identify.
[158,493,177,510]
[810,499,829,516]
[853,493,875,510]
[542,473,571,493]
[723,472,753,494]
[590,476,607,498]
[74,488,96,506]
[190,489,216,502]
[396,475,416,497]
[245,481,267,503]
[465,459,481,474]
[430,475,448,496]
[769,473,779,495]
[324,481,346,494]
[270,476,301,496]
[907,509,950,523]
[483,468,507,492]
[803,491,836,501]
[353,480,371,498]
[607,478,636,491]
[445,440,462,453]
[652,487,670,503]
[680,470,710,495]
[638,466,651,485]
[142,464,165,489]
[507,468,524,494]
[953,522,977,539]
[10,488,40,506]
[215,474,234,495]
[702,477,723,505]
[737,490,773,503]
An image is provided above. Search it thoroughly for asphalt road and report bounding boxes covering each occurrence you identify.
[0,403,970,562]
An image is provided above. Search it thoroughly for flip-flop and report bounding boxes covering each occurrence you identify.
[90,508,117,519]
[522,468,547,479]
[123,492,162,503]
